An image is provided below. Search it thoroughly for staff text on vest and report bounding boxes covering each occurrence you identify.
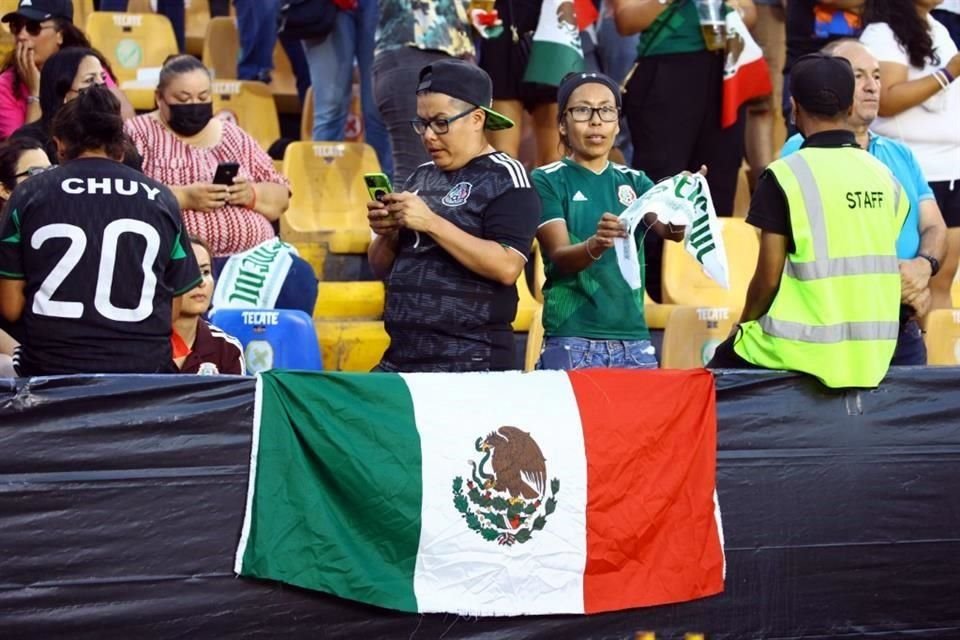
[846,191,884,209]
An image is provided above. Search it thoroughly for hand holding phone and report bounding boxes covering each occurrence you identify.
[364,172,393,202]
[213,161,240,186]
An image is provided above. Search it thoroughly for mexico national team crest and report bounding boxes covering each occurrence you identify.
[618,184,637,206]
[452,427,560,546]
[441,181,473,207]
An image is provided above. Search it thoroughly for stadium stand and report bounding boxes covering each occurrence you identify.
[313,281,384,321]
[923,309,960,365]
[184,0,211,56]
[200,15,236,81]
[512,275,538,332]
[660,305,740,369]
[314,320,389,372]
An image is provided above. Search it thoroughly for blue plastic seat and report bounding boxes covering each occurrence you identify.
[208,309,323,374]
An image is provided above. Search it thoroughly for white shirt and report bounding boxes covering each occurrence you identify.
[937,0,960,15]
[859,17,960,181]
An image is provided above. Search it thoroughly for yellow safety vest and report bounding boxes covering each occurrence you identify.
[734,147,908,388]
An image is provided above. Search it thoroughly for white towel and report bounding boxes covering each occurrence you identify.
[615,173,730,290]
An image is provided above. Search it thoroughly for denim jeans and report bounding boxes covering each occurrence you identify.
[99,0,185,51]
[234,0,277,82]
[890,319,927,367]
[372,47,449,187]
[536,337,658,371]
[302,0,393,178]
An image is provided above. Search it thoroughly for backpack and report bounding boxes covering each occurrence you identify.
[278,0,338,42]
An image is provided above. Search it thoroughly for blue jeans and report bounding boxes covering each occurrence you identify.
[234,0,277,82]
[302,0,393,178]
[99,0,185,51]
[890,319,927,367]
[536,337,658,371]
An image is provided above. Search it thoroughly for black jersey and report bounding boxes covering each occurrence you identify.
[0,157,201,376]
[381,152,540,372]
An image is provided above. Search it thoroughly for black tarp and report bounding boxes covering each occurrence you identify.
[1,369,959,639]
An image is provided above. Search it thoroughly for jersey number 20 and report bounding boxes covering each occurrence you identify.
[31,220,161,322]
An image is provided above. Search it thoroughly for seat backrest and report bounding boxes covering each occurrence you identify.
[0,0,16,58]
[271,39,297,99]
[72,0,94,28]
[524,305,544,372]
[208,309,323,373]
[662,217,758,307]
[660,305,739,369]
[184,0,211,55]
[512,273,539,331]
[952,269,960,308]
[201,16,238,81]
[211,80,280,151]
[301,85,314,141]
[923,309,960,365]
[281,141,380,234]
[85,12,177,84]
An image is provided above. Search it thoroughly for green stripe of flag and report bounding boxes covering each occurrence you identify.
[238,371,423,611]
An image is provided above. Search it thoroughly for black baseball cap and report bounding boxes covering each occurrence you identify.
[2,0,74,23]
[416,59,514,131]
[790,53,854,117]
[557,72,622,114]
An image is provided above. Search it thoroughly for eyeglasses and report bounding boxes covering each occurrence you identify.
[565,105,620,123]
[15,166,52,180]
[410,106,477,135]
[7,19,56,37]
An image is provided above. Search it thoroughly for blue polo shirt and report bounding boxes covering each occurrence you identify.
[781,132,934,259]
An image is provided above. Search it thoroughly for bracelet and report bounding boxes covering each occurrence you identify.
[247,186,257,210]
[941,66,956,84]
[584,237,602,261]
[26,95,39,104]
[933,70,949,90]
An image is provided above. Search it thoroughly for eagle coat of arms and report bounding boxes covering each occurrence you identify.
[452,427,560,546]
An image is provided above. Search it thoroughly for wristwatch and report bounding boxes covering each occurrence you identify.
[919,253,940,276]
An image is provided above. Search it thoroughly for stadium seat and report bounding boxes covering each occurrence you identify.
[512,274,539,331]
[271,39,299,113]
[733,166,751,218]
[87,11,177,109]
[184,0,212,55]
[313,281,385,320]
[208,308,323,373]
[211,80,280,151]
[531,240,545,304]
[126,0,153,12]
[201,16,238,81]
[301,85,313,141]
[280,141,381,273]
[923,309,960,365]
[662,217,758,308]
[660,305,740,369]
[952,268,960,308]
[0,0,16,59]
[524,304,544,372]
[644,291,676,330]
[72,0,94,28]
[314,320,389,371]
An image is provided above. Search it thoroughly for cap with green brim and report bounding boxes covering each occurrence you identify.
[416,59,514,131]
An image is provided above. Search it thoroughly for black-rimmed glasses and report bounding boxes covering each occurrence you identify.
[410,106,476,135]
[15,166,52,180]
[565,105,620,123]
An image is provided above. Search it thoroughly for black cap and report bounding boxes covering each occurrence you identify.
[557,72,622,114]
[2,0,73,23]
[790,53,854,117]
[416,59,514,131]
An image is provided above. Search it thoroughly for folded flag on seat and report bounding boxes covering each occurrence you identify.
[235,369,724,616]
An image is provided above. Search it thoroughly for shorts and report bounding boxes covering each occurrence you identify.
[931,180,960,228]
[478,0,557,110]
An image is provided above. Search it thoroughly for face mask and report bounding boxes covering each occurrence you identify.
[164,102,213,137]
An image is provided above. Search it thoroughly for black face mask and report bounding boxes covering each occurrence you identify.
[165,102,213,137]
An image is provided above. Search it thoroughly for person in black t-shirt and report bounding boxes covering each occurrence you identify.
[367,59,541,372]
[0,85,201,377]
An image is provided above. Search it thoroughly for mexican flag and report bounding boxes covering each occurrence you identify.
[722,9,772,127]
[523,0,585,87]
[235,369,724,616]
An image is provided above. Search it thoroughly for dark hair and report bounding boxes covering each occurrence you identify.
[0,137,46,194]
[51,84,125,161]
[37,47,95,131]
[863,0,940,68]
[157,54,210,93]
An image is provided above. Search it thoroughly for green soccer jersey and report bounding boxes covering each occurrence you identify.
[531,158,656,341]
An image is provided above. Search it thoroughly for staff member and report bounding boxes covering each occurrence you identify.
[366,59,540,372]
[708,53,909,388]
[0,86,201,376]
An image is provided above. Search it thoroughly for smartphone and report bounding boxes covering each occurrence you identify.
[212,162,240,186]
[364,172,393,202]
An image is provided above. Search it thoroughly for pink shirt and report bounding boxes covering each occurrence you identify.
[0,66,120,140]
[125,114,290,256]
